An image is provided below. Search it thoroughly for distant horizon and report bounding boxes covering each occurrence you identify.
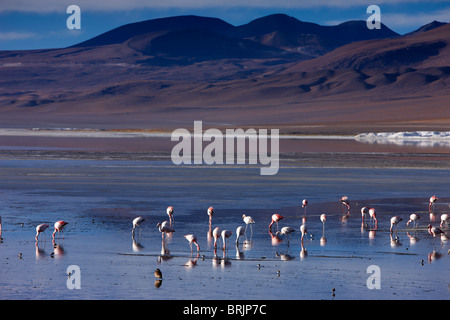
[0,0,449,50]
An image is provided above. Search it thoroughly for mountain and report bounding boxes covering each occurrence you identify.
[227,14,399,57]
[0,15,448,132]
[406,21,447,36]
[72,15,235,47]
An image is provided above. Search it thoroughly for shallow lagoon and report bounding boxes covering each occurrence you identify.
[0,156,449,300]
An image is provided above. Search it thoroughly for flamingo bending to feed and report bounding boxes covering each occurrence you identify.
[52,221,68,239]
[300,223,307,243]
[235,226,244,245]
[269,213,283,232]
[427,224,444,238]
[221,230,232,251]
[212,226,221,249]
[132,216,145,235]
[35,224,49,241]
[407,214,421,228]
[184,234,200,253]
[369,208,378,227]
[340,196,350,211]
[361,207,369,220]
[390,216,402,233]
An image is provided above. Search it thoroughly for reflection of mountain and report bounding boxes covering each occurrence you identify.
[0,14,448,132]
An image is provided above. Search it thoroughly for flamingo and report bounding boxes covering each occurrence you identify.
[320,213,327,231]
[242,214,255,238]
[429,195,438,212]
[361,207,369,220]
[427,224,444,238]
[340,196,350,211]
[369,208,377,227]
[269,213,283,232]
[440,214,449,228]
[212,226,221,250]
[157,221,175,240]
[166,206,174,226]
[300,223,307,243]
[184,234,200,253]
[52,221,68,239]
[407,213,421,228]
[221,230,232,251]
[132,216,145,235]
[235,226,245,245]
[302,199,308,215]
[390,216,402,233]
[35,223,49,241]
[207,206,214,225]
[277,226,295,247]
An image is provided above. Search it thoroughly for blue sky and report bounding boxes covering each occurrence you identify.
[0,0,449,50]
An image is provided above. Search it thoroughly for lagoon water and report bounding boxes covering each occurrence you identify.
[0,153,449,300]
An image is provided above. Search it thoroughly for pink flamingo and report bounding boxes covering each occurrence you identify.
[212,226,221,250]
[277,226,295,247]
[184,234,200,253]
[132,216,145,235]
[429,195,438,212]
[390,216,402,233]
[167,206,174,226]
[427,224,444,238]
[300,223,307,243]
[320,213,327,231]
[361,207,369,220]
[302,199,308,215]
[35,223,49,241]
[221,230,232,251]
[235,226,245,245]
[52,221,68,239]
[207,206,214,225]
[157,221,175,240]
[440,214,449,228]
[340,196,350,211]
[242,214,255,238]
[269,213,284,232]
[407,213,421,228]
[369,208,377,227]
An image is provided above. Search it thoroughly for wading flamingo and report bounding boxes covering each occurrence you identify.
[242,214,255,238]
[390,216,402,234]
[407,214,421,228]
[52,221,68,239]
[132,216,145,235]
[269,213,283,232]
[340,196,350,211]
[361,207,369,220]
[277,226,295,247]
[212,226,221,250]
[320,213,327,231]
[221,230,232,251]
[167,206,174,226]
[369,208,378,228]
[302,199,308,215]
[427,224,444,238]
[184,234,200,253]
[300,223,307,243]
[35,224,49,242]
[429,195,438,212]
[235,226,244,245]
[157,221,175,240]
[207,206,214,225]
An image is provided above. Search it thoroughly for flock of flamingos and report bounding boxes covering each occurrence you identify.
[0,195,447,257]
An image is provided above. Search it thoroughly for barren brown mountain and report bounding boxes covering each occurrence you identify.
[0,15,448,134]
